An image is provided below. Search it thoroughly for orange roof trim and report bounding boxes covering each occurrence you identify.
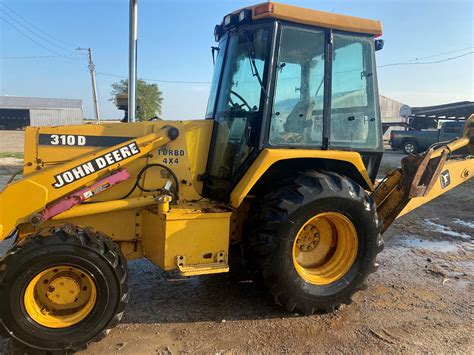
[247,2,382,36]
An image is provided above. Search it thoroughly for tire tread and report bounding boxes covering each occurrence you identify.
[0,224,128,353]
[244,170,383,315]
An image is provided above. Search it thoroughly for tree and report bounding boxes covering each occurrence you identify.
[111,79,163,121]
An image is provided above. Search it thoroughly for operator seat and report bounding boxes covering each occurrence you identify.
[282,98,315,143]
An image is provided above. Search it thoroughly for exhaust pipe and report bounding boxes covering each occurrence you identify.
[128,0,138,122]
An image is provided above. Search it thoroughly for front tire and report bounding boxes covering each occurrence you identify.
[0,225,128,352]
[244,171,383,314]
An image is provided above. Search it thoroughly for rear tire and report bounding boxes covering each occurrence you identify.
[0,225,128,352]
[244,171,383,314]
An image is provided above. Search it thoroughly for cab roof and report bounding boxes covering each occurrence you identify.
[236,2,382,36]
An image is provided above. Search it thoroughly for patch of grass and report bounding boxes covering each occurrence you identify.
[0,152,24,159]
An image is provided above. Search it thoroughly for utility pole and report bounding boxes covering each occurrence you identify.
[77,47,101,123]
[129,0,138,122]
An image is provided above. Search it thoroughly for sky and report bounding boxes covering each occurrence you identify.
[0,0,473,120]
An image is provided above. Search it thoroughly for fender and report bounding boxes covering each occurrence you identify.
[230,148,373,208]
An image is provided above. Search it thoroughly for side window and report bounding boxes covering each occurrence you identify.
[443,123,462,134]
[330,34,380,150]
[269,27,325,145]
[332,42,367,109]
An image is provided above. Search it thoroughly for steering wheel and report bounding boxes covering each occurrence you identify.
[230,90,252,111]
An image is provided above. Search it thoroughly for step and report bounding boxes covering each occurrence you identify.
[176,254,229,276]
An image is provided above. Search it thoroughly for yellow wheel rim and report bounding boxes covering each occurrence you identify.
[292,212,358,285]
[23,265,97,328]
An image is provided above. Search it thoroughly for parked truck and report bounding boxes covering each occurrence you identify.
[389,121,465,154]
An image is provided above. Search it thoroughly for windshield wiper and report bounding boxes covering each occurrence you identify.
[242,30,267,97]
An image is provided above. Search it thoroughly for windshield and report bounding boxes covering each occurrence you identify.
[214,28,269,117]
[206,39,227,118]
[206,27,271,195]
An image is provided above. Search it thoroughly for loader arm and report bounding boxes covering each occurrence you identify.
[0,126,179,240]
[373,115,474,233]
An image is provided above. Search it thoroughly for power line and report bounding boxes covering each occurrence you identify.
[96,49,473,84]
[407,46,473,61]
[97,48,473,84]
[0,1,82,49]
[0,9,81,56]
[2,55,84,59]
[96,72,211,84]
[379,51,474,68]
[1,17,64,56]
[378,46,473,67]
[2,17,471,80]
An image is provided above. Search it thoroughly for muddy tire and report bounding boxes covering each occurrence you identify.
[244,170,383,314]
[0,225,128,352]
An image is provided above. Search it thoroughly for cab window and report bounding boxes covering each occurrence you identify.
[330,33,381,150]
[208,27,271,182]
[269,27,325,145]
[269,28,381,150]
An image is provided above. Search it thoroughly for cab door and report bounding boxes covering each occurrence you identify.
[204,26,273,199]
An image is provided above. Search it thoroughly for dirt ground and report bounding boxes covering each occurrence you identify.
[0,142,472,354]
[0,131,24,153]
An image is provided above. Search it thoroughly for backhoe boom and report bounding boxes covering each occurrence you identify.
[373,115,474,233]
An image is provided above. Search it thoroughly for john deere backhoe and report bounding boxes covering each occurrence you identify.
[0,2,473,352]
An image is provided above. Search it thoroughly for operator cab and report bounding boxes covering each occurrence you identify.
[204,2,384,199]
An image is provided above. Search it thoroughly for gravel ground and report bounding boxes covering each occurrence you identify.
[0,150,473,354]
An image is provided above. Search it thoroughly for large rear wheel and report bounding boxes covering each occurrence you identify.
[0,225,128,352]
[244,171,383,314]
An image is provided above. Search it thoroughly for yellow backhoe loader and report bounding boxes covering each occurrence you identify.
[0,2,472,352]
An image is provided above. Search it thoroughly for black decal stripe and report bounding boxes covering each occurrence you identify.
[39,134,134,147]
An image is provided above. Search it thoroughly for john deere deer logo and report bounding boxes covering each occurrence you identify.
[440,170,451,189]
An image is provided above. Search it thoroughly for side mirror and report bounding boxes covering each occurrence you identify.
[214,24,223,42]
[375,39,384,51]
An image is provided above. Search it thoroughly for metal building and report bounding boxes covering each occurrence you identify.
[409,101,473,130]
[379,95,411,141]
[0,96,83,130]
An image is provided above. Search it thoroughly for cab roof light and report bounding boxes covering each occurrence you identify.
[223,14,234,27]
[253,2,274,16]
[238,9,252,23]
